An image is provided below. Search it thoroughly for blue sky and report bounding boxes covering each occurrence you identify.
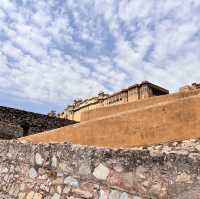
[0,0,200,114]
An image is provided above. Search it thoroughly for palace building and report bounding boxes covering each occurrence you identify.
[59,81,169,121]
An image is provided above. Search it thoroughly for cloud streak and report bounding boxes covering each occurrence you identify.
[0,0,200,112]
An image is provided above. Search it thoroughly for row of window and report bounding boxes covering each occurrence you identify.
[104,96,126,105]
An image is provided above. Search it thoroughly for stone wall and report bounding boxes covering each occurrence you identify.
[0,106,76,139]
[0,139,200,198]
[22,93,200,148]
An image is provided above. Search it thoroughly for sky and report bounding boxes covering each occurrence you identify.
[0,0,200,114]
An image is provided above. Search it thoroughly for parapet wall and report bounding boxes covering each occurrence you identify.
[0,139,200,198]
[0,106,76,139]
[22,94,200,148]
[81,89,200,122]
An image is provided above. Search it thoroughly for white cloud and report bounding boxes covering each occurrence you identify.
[1,41,24,60]
[0,0,200,112]
[0,0,16,12]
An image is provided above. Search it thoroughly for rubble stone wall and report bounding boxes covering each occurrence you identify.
[0,139,200,198]
[0,106,76,139]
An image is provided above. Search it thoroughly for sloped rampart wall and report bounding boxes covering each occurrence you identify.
[21,94,200,148]
[81,89,200,122]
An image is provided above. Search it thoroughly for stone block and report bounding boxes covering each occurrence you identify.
[99,190,109,199]
[93,164,109,180]
[35,153,44,165]
[176,173,192,183]
[72,188,93,198]
[29,168,37,179]
[79,163,91,175]
[64,176,79,187]
[109,190,121,199]
[52,193,60,199]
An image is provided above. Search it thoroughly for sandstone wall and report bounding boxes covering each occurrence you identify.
[0,139,200,198]
[22,94,200,148]
[81,89,200,122]
[0,106,76,139]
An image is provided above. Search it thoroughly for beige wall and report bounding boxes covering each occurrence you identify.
[61,83,168,122]
[21,92,200,148]
[102,91,128,107]
[81,89,200,122]
[128,87,139,102]
[66,101,104,122]
[63,84,167,122]
[140,84,151,99]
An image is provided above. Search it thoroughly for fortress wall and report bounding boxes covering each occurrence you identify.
[21,94,200,148]
[0,106,76,139]
[0,139,200,198]
[81,89,200,122]
[0,122,22,139]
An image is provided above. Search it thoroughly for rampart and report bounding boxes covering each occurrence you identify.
[22,93,200,148]
[0,106,76,139]
[0,139,199,198]
[81,89,200,122]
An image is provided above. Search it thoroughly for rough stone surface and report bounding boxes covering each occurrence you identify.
[0,106,77,139]
[109,190,121,199]
[93,163,110,180]
[64,176,79,187]
[29,168,37,178]
[52,193,60,199]
[0,139,199,198]
[176,172,192,183]
[35,153,44,165]
[72,188,93,198]
[26,191,34,199]
[79,163,91,175]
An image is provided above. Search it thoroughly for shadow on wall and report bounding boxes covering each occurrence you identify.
[0,105,77,139]
[0,122,23,139]
[0,120,31,139]
[20,121,30,137]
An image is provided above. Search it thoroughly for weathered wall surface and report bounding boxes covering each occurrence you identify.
[0,139,200,198]
[0,106,76,139]
[81,89,200,122]
[0,122,21,139]
[22,94,200,148]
